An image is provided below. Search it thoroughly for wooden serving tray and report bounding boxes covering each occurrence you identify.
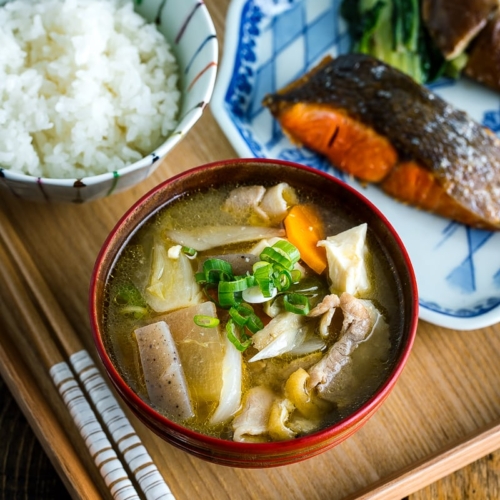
[1,2,500,498]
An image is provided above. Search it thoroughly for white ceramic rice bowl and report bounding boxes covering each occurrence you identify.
[0,0,218,203]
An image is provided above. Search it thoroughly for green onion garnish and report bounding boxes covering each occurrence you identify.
[182,246,198,258]
[245,313,264,334]
[193,315,220,328]
[272,240,300,265]
[273,268,293,291]
[260,246,294,270]
[228,303,254,326]
[253,262,275,298]
[119,305,148,319]
[200,258,234,284]
[291,269,302,283]
[228,304,264,334]
[226,320,252,351]
[259,240,300,271]
[283,293,310,315]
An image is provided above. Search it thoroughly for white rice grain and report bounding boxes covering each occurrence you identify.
[0,0,180,178]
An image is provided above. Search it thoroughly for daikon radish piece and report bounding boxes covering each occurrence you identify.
[159,302,224,407]
[134,321,194,420]
[209,332,242,425]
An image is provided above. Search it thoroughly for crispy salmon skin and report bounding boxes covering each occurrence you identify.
[263,53,500,230]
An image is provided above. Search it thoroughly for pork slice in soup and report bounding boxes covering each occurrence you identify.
[103,182,400,441]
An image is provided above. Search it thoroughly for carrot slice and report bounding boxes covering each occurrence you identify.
[284,205,327,275]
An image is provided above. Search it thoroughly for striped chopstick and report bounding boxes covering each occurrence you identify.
[0,212,174,500]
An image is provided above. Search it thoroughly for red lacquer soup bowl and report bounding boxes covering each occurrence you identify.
[89,158,418,468]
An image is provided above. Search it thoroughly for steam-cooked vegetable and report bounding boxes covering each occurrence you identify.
[145,242,202,313]
[249,312,308,362]
[340,0,464,83]
[318,224,370,296]
[209,332,242,425]
[284,204,328,275]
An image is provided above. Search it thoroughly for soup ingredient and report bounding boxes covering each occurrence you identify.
[114,281,149,319]
[268,398,296,440]
[209,333,242,425]
[232,386,275,443]
[0,0,180,178]
[307,294,340,339]
[249,312,308,362]
[285,368,330,419]
[307,293,379,395]
[145,242,202,313]
[283,205,328,275]
[318,224,370,296]
[258,183,299,224]
[134,321,194,420]
[156,302,224,411]
[340,0,466,84]
[222,182,298,224]
[165,225,285,252]
[263,54,500,230]
[341,0,425,82]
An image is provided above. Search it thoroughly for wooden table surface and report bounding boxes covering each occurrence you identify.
[1,1,500,499]
[1,371,499,499]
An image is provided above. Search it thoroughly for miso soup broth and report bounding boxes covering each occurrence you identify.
[103,181,404,442]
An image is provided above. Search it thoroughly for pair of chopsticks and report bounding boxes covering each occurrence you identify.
[0,209,175,500]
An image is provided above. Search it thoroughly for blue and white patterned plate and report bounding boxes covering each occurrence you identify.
[211,0,500,330]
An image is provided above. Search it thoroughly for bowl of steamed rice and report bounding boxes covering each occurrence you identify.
[0,0,217,202]
[90,158,419,467]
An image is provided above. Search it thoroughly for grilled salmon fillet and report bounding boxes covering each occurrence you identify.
[263,54,500,230]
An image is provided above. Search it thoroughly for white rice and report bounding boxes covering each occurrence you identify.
[0,0,180,178]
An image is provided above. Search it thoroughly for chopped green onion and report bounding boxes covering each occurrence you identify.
[182,246,198,259]
[229,303,255,326]
[252,261,269,271]
[291,269,302,283]
[119,305,148,319]
[114,282,146,307]
[253,262,275,298]
[218,276,251,293]
[245,313,264,334]
[218,292,242,307]
[259,240,300,271]
[271,240,300,265]
[273,268,293,292]
[193,315,220,328]
[195,271,207,284]
[260,246,294,270]
[283,293,310,315]
[201,258,234,283]
[226,320,252,351]
[228,304,264,334]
